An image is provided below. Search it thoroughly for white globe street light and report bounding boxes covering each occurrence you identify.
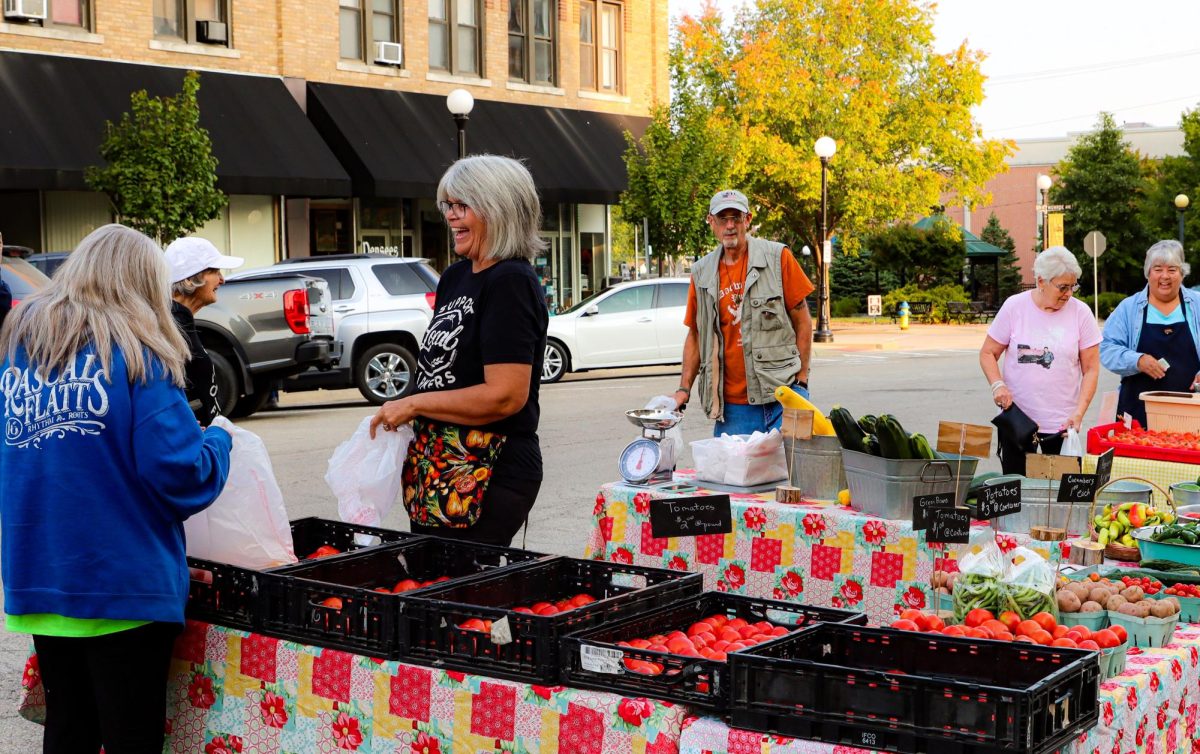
[446,89,475,159]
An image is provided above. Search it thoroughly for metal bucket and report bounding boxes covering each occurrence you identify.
[983,476,1152,535]
[1170,483,1200,507]
[783,435,847,501]
[841,449,978,520]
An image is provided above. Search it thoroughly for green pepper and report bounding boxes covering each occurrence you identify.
[1164,537,1187,544]
[1180,530,1199,545]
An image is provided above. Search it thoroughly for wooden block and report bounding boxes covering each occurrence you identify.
[781,409,813,440]
[936,421,993,458]
[1025,454,1082,481]
[776,485,804,504]
[1030,525,1067,542]
[1069,540,1105,566]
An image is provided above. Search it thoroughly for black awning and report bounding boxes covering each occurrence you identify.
[307,82,649,203]
[0,51,351,197]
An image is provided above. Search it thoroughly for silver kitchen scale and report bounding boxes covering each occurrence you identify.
[619,408,683,485]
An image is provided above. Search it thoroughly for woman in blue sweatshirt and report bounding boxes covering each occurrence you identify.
[0,224,233,754]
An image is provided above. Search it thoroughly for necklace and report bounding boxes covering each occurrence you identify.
[720,252,748,309]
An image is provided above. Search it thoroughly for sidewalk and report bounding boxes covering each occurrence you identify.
[815,320,989,352]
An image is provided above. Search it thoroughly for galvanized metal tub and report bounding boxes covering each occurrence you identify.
[841,448,979,520]
[983,476,1152,536]
[783,435,847,501]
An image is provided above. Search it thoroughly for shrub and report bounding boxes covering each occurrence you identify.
[1076,292,1125,319]
[831,298,859,318]
[882,283,971,323]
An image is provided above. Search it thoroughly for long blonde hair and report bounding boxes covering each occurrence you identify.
[0,224,189,385]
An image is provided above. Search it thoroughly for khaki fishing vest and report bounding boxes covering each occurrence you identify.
[691,236,802,420]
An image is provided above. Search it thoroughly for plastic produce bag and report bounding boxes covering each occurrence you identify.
[184,417,297,568]
[1002,546,1058,619]
[951,528,1006,622]
[325,416,413,528]
[1061,428,1084,458]
[690,430,787,488]
[644,395,684,458]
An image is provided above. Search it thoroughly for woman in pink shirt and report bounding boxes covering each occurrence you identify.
[979,246,1101,475]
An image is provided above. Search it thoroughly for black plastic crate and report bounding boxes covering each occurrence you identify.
[257,537,545,658]
[561,591,866,710]
[186,557,260,630]
[402,557,703,683]
[288,516,415,561]
[729,623,1100,754]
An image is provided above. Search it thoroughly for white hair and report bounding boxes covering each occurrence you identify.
[172,270,211,299]
[1143,239,1190,278]
[1033,246,1082,282]
[436,154,547,262]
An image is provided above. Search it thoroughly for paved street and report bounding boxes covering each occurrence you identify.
[0,338,1122,746]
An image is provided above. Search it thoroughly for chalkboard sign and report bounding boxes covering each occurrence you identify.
[927,507,971,543]
[977,479,1022,520]
[1095,448,1114,488]
[650,495,733,538]
[1057,473,1099,504]
[912,492,954,531]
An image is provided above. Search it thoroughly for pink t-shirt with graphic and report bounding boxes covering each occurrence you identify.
[987,292,1101,432]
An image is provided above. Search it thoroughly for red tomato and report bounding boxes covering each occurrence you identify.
[1092,629,1120,649]
[1031,612,1057,633]
[319,596,343,609]
[513,606,534,614]
[1052,625,1070,640]
[1051,637,1078,648]
[1067,625,1091,641]
[666,637,695,654]
[1108,625,1128,644]
[459,618,487,632]
[891,619,920,631]
[998,611,1022,633]
[899,609,925,624]
[687,621,715,636]
[981,620,1009,637]
[1030,629,1054,646]
[726,618,749,630]
[1016,620,1042,638]
[993,631,1015,642]
[941,625,967,636]
[392,579,421,593]
[966,627,991,639]
[923,615,945,632]
[1014,635,1036,644]
[964,608,995,628]
[1078,640,1101,651]
[534,605,559,616]
[308,545,341,559]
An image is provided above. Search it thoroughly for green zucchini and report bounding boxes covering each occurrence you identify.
[857,414,878,435]
[909,433,938,460]
[875,414,913,459]
[829,406,868,453]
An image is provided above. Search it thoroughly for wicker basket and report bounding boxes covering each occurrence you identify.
[1088,477,1175,563]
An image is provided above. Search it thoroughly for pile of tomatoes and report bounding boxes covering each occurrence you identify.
[1164,583,1200,598]
[891,608,1126,650]
[1109,428,1200,452]
[456,592,599,632]
[1119,575,1163,595]
[615,614,793,675]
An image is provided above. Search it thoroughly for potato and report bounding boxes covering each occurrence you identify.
[1136,601,1155,618]
[1066,582,1091,601]
[931,571,945,589]
[1088,586,1112,604]
[1150,600,1178,618]
[947,572,958,590]
[1163,596,1182,613]
[1118,602,1140,616]
[1057,590,1082,613]
[1120,586,1145,603]
[1106,594,1128,611]
[1080,600,1104,613]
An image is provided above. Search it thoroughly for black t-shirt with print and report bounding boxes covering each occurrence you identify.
[415,258,548,481]
[171,301,220,426]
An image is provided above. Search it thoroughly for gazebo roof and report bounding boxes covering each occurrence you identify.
[913,215,1008,258]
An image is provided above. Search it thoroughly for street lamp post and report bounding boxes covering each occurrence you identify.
[445,88,474,160]
[1037,174,1052,251]
[1176,193,1190,248]
[813,136,836,343]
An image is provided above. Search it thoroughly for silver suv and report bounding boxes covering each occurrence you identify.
[232,254,438,404]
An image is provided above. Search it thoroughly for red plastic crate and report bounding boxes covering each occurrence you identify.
[1086,421,1200,465]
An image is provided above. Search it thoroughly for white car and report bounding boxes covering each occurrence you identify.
[541,277,691,383]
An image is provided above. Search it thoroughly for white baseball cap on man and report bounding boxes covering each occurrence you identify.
[709,189,750,216]
[164,237,245,284]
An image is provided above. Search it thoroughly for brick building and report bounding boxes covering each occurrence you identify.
[0,0,666,309]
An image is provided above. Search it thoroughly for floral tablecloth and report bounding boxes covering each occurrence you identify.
[19,620,688,754]
[586,472,1066,627]
[677,624,1200,754]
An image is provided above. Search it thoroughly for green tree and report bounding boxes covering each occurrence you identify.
[979,212,1023,299]
[1140,107,1200,264]
[865,220,964,288]
[674,0,1010,266]
[1049,112,1149,293]
[829,245,897,304]
[621,53,736,272]
[86,71,225,244]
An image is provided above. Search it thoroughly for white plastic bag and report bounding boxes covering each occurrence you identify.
[1003,546,1058,618]
[325,416,413,527]
[690,430,788,487]
[1061,428,1084,457]
[951,528,1006,622]
[644,394,684,453]
[184,417,297,568]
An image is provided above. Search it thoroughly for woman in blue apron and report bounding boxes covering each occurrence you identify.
[1101,240,1200,426]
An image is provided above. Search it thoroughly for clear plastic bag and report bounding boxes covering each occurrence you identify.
[183,417,297,568]
[690,430,788,487]
[952,528,1006,622]
[325,416,413,528]
[1061,428,1084,458]
[1002,546,1058,619]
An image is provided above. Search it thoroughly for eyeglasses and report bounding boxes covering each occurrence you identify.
[437,200,471,217]
[710,212,746,226]
[1049,281,1081,294]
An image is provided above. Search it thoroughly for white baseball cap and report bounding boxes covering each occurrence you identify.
[164,237,245,283]
[709,189,750,215]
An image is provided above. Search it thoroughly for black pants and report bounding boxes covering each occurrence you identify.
[997,431,1065,476]
[412,475,541,547]
[33,621,181,754]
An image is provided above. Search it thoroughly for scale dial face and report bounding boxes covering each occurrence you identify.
[619,438,662,483]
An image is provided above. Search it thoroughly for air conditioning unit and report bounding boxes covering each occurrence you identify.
[374,41,403,66]
[3,0,47,21]
[196,20,228,44]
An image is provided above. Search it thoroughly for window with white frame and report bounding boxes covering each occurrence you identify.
[508,0,555,85]
[579,0,621,92]
[340,0,402,63]
[429,0,481,75]
[153,0,230,45]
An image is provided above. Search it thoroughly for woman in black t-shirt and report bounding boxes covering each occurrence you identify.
[371,155,548,546]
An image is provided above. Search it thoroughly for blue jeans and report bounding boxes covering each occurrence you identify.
[714,383,809,436]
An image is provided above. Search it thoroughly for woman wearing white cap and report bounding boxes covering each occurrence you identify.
[163,236,244,425]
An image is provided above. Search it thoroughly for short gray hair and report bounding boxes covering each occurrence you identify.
[1143,239,1190,278]
[436,154,547,262]
[1033,246,1082,282]
[172,270,210,298]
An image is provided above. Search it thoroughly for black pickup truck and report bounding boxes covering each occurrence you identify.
[0,252,334,419]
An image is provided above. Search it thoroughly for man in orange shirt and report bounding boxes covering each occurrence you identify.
[674,190,814,435]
